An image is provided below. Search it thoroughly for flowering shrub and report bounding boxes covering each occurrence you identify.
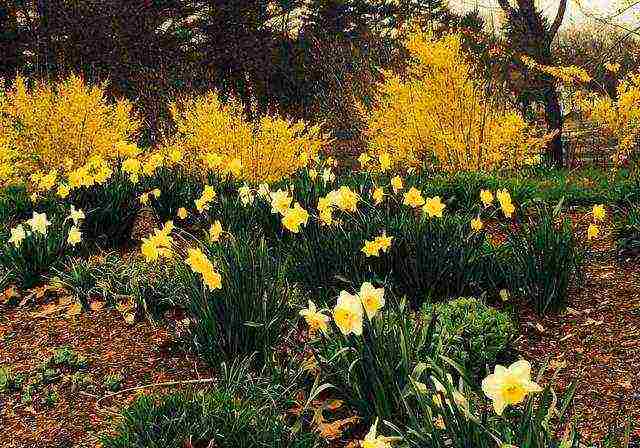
[578,72,640,165]
[167,92,328,184]
[0,75,139,189]
[362,31,550,172]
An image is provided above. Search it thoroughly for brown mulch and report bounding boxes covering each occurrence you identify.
[0,301,212,448]
[517,228,640,443]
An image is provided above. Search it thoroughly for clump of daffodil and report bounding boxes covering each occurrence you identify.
[403,187,425,208]
[141,221,175,262]
[299,300,330,333]
[186,247,222,291]
[481,359,542,415]
[281,203,309,233]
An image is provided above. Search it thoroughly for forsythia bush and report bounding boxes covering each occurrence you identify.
[579,72,640,162]
[168,92,328,184]
[363,31,549,172]
[0,75,139,188]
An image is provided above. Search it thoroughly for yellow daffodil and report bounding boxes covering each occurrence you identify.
[322,168,335,184]
[362,239,381,257]
[308,168,318,181]
[372,186,385,205]
[592,204,606,222]
[333,291,363,336]
[359,282,385,319]
[374,233,393,253]
[361,418,397,448]
[69,205,85,226]
[499,289,510,302]
[334,186,359,212]
[270,189,293,215]
[209,220,223,242]
[423,196,446,218]
[186,247,222,291]
[281,203,309,233]
[139,192,150,205]
[8,225,26,247]
[319,207,333,226]
[481,360,542,415]
[403,187,425,208]
[480,189,494,206]
[151,188,161,198]
[27,212,51,235]
[67,226,82,246]
[299,300,330,333]
[432,374,468,411]
[57,183,70,198]
[391,175,403,193]
[471,217,483,231]
[587,223,599,240]
[378,152,392,171]
[177,207,188,219]
[239,185,254,206]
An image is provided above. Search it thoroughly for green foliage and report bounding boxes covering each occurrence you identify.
[393,359,580,448]
[175,235,294,366]
[388,214,497,306]
[103,373,124,392]
[101,357,318,448]
[0,209,81,289]
[0,366,25,393]
[504,204,583,315]
[311,299,440,423]
[49,346,88,370]
[423,298,515,378]
[615,203,640,258]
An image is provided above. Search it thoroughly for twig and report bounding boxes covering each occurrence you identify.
[94,377,217,409]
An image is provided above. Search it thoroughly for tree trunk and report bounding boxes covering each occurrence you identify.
[543,83,564,167]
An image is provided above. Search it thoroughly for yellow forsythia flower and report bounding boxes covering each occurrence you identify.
[481,360,542,415]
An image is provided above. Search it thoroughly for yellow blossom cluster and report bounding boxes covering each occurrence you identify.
[520,55,592,84]
[0,75,139,189]
[361,232,393,257]
[168,92,328,184]
[362,31,549,173]
[578,73,640,159]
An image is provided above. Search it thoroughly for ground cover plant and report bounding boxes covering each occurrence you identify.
[1,8,640,448]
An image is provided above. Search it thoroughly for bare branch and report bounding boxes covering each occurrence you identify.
[549,0,568,39]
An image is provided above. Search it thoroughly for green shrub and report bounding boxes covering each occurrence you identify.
[504,204,582,315]
[0,367,25,393]
[423,298,515,378]
[175,235,294,366]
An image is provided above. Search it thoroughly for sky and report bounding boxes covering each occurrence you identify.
[448,0,640,32]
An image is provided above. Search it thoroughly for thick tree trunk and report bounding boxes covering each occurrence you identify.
[543,84,564,167]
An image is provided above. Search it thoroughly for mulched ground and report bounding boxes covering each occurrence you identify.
[0,300,213,448]
[517,225,640,444]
